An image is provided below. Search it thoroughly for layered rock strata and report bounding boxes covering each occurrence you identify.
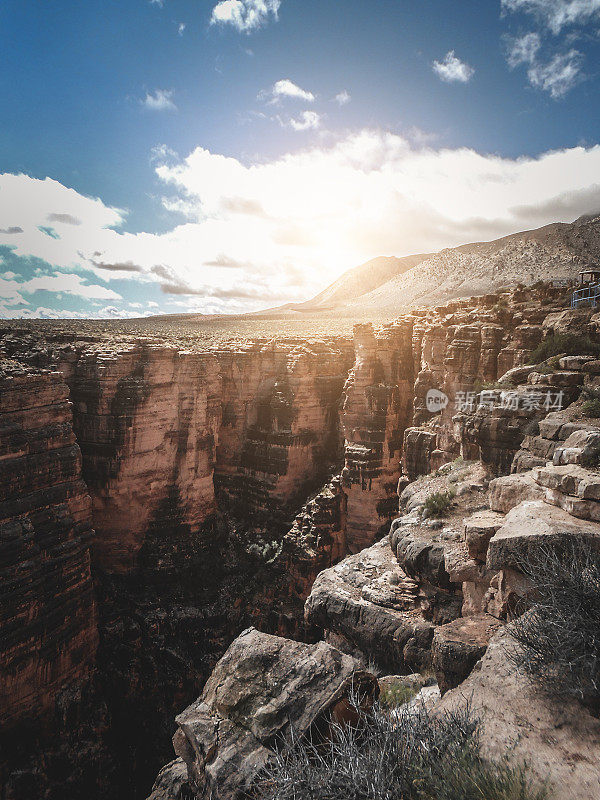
[0,361,102,794]
[341,322,414,551]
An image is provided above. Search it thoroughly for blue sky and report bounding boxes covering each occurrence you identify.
[1,0,600,319]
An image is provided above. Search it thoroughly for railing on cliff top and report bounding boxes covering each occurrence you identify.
[572,283,600,308]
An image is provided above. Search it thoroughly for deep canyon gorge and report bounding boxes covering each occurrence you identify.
[2,281,600,799]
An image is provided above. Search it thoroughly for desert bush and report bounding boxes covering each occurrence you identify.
[378,679,418,709]
[581,387,600,418]
[509,540,600,708]
[582,399,600,417]
[256,702,546,800]
[423,489,455,518]
[527,333,600,364]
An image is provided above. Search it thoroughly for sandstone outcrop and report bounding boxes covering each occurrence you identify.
[341,322,414,551]
[172,628,377,799]
[486,499,600,571]
[431,614,502,695]
[304,538,433,672]
[436,628,600,800]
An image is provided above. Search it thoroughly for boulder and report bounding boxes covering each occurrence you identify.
[431,614,503,695]
[559,355,596,370]
[497,364,539,386]
[464,510,505,560]
[444,544,482,584]
[532,463,600,499]
[488,472,544,513]
[390,525,455,591]
[146,759,189,800]
[544,488,600,522]
[436,628,600,800]
[553,429,600,467]
[173,628,377,800]
[305,538,434,672]
[486,500,600,571]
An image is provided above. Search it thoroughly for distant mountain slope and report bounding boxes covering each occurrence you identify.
[298,214,600,314]
[293,254,432,310]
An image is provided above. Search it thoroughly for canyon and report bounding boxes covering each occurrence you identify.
[1,277,600,799]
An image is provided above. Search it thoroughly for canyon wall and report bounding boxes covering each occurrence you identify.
[0,361,107,797]
[0,330,356,799]
[341,321,414,551]
[0,281,582,799]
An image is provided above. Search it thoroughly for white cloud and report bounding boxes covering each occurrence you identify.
[286,111,321,131]
[335,90,351,106]
[0,271,121,303]
[150,143,179,164]
[142,89,177,111]
[501,0,600,34]
[259,79,315,104]
[506,34,583,98]
[177,22,186,35]
[527,49,583,98]
[210,0,281,33]
[507,32,541,67]
[432,51,475,83]
[150,0,164,7]
[4,135,600,314]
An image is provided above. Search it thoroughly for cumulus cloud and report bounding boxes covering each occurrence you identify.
[259,78,315,104]
[334,90,351,106]
[142,89,177,111]
[4,134,600,315]
[286,110,321,131]
[0,272,122,306]
[501,0,600,34]
[210,0,281,33]
[432,51,475,83]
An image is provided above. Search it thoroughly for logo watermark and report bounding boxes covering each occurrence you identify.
[424,387,565,414]
[426,388,449,413]
[455,389,564,413]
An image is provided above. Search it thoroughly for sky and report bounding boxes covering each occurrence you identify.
[1,0,600,320]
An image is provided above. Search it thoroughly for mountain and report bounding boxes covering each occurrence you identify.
[294,254,432,310]
[292,214,600,315]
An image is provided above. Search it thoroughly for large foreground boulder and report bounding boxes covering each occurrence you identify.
[172,628,377,800]
[436,628,600,799]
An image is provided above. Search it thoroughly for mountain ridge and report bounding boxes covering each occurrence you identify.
[284,213,600,316]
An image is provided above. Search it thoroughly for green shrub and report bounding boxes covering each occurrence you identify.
[256,702,546,800]
[509,540,600,709]
[528,333,600,364]
[423,489,455,518]
[582,399,600,417]
[378,680,418,709]
[580,387,600,418]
